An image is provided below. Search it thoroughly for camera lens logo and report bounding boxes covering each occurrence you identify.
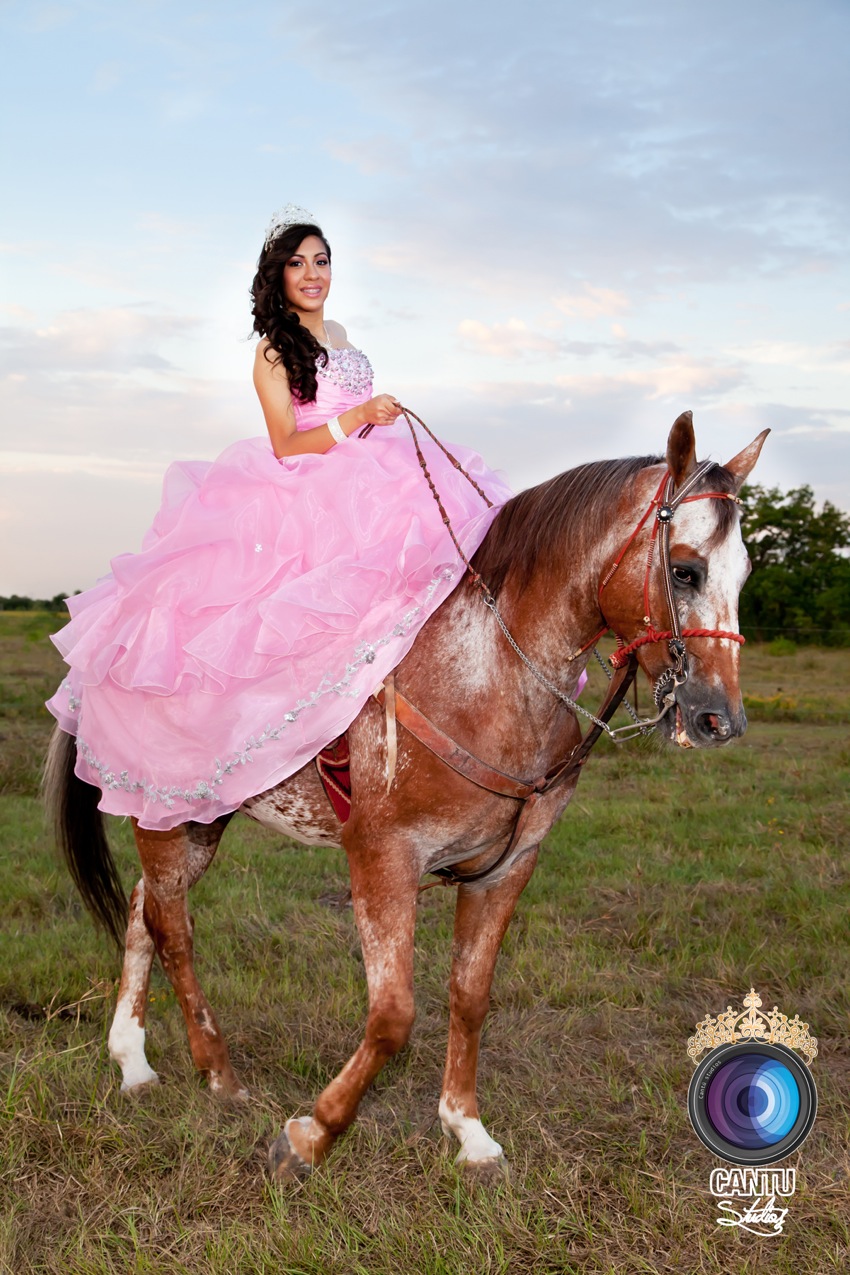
[689,1041,816,1165]
[687,990,817,1167]
[687,991,818,1236]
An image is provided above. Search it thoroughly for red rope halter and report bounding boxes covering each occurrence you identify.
[609,627,744,669]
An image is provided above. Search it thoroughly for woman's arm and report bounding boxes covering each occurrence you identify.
[253,341,400,459]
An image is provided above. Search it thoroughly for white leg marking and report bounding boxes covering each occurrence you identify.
[439,1098,504,1164]
[108,880,159,1090]
[108,1001,159,1090]
[283,1114,326,1164]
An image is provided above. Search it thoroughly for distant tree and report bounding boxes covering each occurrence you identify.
[739,484,850,645]
[0,593,71,612]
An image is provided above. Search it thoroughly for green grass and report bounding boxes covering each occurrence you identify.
[1,615,849,1272]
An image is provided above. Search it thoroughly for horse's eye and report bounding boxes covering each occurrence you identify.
[672,566,696,587]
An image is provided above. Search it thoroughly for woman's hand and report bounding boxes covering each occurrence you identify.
[359,394,403,427]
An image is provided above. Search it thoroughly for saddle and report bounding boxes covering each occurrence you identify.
[315,735,352,822]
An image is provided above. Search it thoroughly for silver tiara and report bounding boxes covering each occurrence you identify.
[263,203,318,248]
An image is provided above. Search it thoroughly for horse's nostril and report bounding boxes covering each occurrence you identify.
[697,711,732,740]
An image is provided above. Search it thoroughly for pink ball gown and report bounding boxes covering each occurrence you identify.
[47,345,514,830]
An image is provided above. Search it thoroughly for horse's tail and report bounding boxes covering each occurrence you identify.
[43,727,127,948]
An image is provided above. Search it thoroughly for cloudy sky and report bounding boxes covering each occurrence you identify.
[2,0,848,596]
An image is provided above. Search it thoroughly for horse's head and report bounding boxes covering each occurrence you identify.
[601,411,768,749]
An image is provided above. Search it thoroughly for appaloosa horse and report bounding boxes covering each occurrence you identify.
[45,411,767,1181]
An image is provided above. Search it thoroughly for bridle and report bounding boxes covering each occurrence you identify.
[374,411,746,886]
[400,408,744,741]
[592,459,745,724]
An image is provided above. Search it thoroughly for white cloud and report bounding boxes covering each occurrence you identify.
[455,316,681,364]
[323,135,410,176]
[0,368,253,461]
[544,360,745,402]
[778,409,850,438]
[0,451,167,481]
[0,303,36,321]
[25,4,73,34]
[554,286,631,321]
[729,340,850,373]
[0,306,205,375]
[458,318,561,360]
[157,90,212,124]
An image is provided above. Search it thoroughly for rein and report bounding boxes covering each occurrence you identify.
[373,409,743,887]
[375,653,638,886]
[398,408,642,737]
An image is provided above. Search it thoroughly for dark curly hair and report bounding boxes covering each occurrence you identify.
[250,221,331,403]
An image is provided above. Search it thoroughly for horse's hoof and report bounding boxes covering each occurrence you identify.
[268,1128,312,1183]
[207,1069,250,1102]
[223,1085,251,1104]
[119,1069,160,1093]
[459,1155,510,1190]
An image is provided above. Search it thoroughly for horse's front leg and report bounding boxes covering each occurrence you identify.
[440,846,539,1176]
[268,839,419,1181]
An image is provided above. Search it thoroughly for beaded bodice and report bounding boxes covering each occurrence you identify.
[292,345,374,432]
[317,345,374,396]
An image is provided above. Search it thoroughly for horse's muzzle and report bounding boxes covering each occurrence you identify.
[661,700,747,748]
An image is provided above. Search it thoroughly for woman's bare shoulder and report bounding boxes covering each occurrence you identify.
[253,338,288,381]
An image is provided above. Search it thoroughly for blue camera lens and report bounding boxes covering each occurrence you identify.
[688,1041,816,1166]
[705,1054,799,1148]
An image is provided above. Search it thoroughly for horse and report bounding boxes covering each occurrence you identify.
[44,410,767,1183]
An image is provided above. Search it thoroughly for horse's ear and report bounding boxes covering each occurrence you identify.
[666,410,697,485]
[723,429,770,492]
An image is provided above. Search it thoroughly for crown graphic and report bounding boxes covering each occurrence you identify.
[688,988,817,1066]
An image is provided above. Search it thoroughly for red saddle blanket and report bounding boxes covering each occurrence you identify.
[315,734,351,822]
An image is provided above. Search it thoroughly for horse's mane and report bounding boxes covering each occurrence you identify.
[471,455,739,599]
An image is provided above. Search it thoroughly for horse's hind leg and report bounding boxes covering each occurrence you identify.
[269,837,419,1179]
[119,818,245,1098]
[440,847,539,1174]
[108,817,231,1091]
[108,878,158,1089]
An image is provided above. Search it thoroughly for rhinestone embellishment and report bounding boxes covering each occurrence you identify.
[317,347,373,396]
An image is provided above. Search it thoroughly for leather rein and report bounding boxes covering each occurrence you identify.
[377,412,744,887]
[375,659,638,887]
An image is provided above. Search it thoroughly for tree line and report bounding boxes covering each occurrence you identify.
[737,484,849,645]
[0,594,73,612]
[3,485,849,644]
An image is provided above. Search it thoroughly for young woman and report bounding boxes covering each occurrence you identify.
[46,207,514,831]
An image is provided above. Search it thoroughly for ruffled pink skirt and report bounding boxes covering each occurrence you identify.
[47,424,513,830]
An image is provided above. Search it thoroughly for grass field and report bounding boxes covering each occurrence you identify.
[1,613,849,1273]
